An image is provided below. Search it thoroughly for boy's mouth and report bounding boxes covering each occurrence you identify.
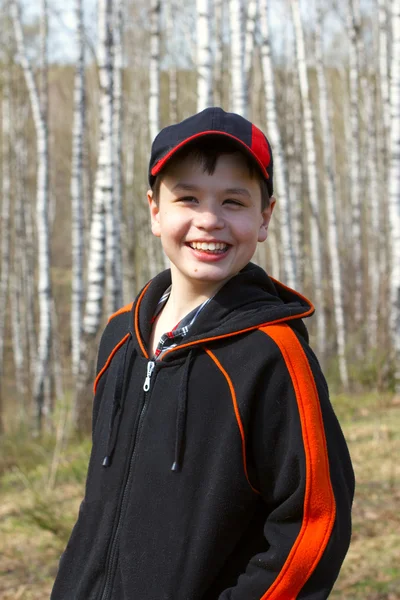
[187,241,229,254]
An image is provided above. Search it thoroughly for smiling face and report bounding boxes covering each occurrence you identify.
[147,152,275,299]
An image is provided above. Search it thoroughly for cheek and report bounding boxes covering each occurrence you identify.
[231,215,261,240]
[159,213,188,239]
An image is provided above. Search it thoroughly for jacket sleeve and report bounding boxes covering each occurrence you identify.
[218,324,355,600]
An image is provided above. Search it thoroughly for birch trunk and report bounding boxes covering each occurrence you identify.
[149,0,161,142]
[290,0,326,356]
[389,0,400,393]
[149,0,167,274]
[229,0,246,116]
[0,28,12,375]
[197,0,213,111]
[285,45,303,285]
[40,0,48,128]
[347,0,363,327]
[122,103,137,298]
[12,104,29,405]
[260,0,297,289]
[74,0,113,431]
[364,66,380,350]
[71,0,86,375]
[167,0,178,123]
[378,0,391,162]
[214,0,224,106]
[12,0,52,430]
[244,0,258,108]
[112,0,124,304]
[98,0,122,314]
[316,2,349,389]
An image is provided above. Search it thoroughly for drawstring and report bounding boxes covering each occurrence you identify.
[101,336,192,471]
[171,350,193,472]
[102,334,134,467]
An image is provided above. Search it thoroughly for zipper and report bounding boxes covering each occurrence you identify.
[99,360,156,600]
[143,360,155,391]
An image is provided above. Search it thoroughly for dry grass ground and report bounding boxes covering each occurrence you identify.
[0,393,399,599]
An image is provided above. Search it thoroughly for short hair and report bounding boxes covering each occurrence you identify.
[151,136,270,210]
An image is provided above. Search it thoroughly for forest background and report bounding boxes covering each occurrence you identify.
[0,0,399,597]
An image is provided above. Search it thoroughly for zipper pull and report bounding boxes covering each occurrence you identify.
[143,360,155,392]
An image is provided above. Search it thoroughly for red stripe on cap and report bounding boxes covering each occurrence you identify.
[151,130,270,179]
[251,124,271,168]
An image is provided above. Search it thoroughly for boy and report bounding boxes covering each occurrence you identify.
[52,107,354,599]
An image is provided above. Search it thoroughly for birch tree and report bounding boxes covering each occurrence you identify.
[71,0,86,375]
[197,0,213,111]
[260,0,297,289]
[112,0,124,304]
[214,0,224,106]
[378,0,391,162]
[99,0,123,314]
[347,0,363,326]
[316,1,348,388]
[389,0,400,392]
[0,22,12,377]
[149,0,161,142]
[167,0,178,122]
[12,153,28,408]
[12,100,30,405]
[148,0,167,275]
[230,0,247,116]
[12,0,52,430]
[74,0,114,430]
[244,0,258,108]
[290,0,326,356]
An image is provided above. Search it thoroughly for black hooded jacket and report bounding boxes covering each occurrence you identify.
[51,263,354,600]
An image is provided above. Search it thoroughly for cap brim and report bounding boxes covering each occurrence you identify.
[150,131,270,183]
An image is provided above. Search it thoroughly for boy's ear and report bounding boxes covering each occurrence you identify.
[258,197,276,243]
[147,189,161,237]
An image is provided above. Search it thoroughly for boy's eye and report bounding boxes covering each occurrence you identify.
[178,196,198,204]
[223,199,244,206]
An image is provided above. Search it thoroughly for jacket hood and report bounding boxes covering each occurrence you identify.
[132,262,314,358]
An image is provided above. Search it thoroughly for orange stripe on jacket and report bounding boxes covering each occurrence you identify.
[93,333,130,394]
[107,302,134,323]
[205,348,260,495]
[135,282,152,359]
[259,324,336,600]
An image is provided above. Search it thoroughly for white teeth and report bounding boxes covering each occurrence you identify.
[189,241,228,251]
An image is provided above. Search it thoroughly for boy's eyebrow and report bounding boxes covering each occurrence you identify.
[224,187,251,198]
[172,183,251,198]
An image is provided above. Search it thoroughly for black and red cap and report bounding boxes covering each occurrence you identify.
[148,107,274,197]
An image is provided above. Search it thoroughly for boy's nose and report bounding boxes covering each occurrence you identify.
[194,208,224,230]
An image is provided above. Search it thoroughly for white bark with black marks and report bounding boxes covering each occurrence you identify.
[378,0,391,156]
[0,25,12,373]
[260,0,297,289]
[81,0,112,337]
[244,0,258,108]
[149,0,161,142]
[291,0,326,356]
[12,0,52,429]
[389,0,400,391]
[197,0,213,111]
[229,0,246,116]
[316,2,348,388]
[71,0,86,375]
[167,0,178,123]
[112,0,124,305]
[347,0,363,324]
[214,0,224,106]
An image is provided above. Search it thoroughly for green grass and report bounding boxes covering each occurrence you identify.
[330,394,400,599]
[0,393,399,599]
